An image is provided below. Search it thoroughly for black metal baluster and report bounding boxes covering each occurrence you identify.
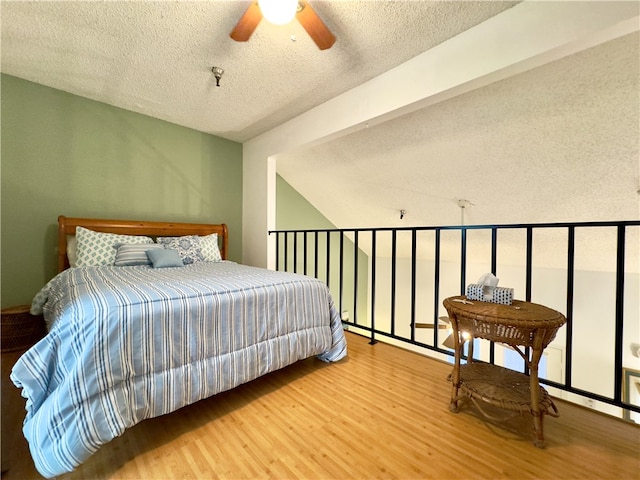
[293,232,298,273]
[565,226,575,389]
[410,229,417,342]
[353,230,359,326]
[370,230,377,345]
[433,229,441,348]
[613,225,626,403]
[391,230,397,336]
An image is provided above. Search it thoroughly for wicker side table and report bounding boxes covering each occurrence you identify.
[443,296,566,448]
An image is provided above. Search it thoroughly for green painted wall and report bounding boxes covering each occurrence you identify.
[276,174,368,323]
[1,74,243,308]
[276,174,335,230]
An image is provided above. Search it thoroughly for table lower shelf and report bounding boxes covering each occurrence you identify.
[450,362,558,417]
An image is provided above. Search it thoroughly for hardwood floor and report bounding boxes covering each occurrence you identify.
[3,331,639,479]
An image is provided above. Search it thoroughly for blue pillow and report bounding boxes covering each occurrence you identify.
[114,243,165,266]
[146,248,184,268]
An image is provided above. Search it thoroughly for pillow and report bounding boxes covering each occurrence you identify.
[147,248,184,268]
[156,235,204,265]
[199,233,222,262]
[113,243,165,267]
[75,227,154,267]
[66,235,78,267]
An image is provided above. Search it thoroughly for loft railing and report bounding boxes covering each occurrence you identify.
[270,220,640,420]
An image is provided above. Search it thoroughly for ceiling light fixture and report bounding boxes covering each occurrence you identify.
[211,66,224,87]
[258,0,298,25]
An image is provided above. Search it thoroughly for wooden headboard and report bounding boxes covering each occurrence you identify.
[58,215,228,272]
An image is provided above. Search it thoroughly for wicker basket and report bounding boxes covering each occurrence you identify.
[1,305,47,353]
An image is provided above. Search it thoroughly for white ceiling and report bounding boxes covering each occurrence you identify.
[0,0,518,142]
[2,0,639,242]
[277,30,640,229]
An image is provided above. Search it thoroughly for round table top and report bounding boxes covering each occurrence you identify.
[443,296,566,330]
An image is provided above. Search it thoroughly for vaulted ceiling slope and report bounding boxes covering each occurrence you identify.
[277,31,640,229]
[0,0,518,143]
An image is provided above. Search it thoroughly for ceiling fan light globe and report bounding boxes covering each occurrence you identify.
[258,0,298,25]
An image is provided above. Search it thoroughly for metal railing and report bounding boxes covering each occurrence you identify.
[270,220,640,418]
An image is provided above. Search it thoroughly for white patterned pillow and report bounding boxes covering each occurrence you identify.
[156,235,204,265]
[199,233,222,262]
[75,227,154,267]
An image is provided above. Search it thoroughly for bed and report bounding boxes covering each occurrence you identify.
[11,216,347,478]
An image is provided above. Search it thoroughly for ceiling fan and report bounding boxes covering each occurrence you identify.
[415,316,456,349]
[230,0,336,50]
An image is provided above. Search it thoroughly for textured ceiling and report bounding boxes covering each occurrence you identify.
[2,1,639,262]
[277,31,640,230]
[278,31,640,270]
[0,0,518,142]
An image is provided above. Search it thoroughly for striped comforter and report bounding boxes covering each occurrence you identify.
[11,261,347,478]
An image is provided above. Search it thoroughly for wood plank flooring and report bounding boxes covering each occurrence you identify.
[3,331,639,479]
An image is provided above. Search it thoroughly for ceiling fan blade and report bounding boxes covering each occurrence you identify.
[296,1,336,50]
[443,333,457,350]
[415,323,450,329]
[415,316,451,329]
[230,2,263,42]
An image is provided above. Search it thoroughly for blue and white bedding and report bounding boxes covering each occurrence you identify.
[11,261,347,478]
